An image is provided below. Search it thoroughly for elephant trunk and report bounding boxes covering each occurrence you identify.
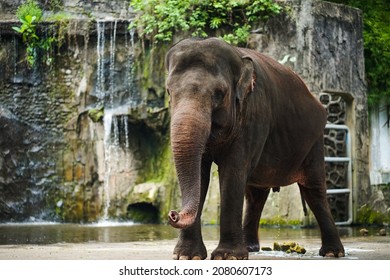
[168,104,211,229]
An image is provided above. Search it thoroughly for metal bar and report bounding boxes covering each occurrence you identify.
[335,220,353,226]
[325,157,350,162]
[325,123,349,130]
[324,123,353,225]
[326,189,350,194]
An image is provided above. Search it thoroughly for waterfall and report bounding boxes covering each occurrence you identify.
[101,106,133,222]
[97,19,136,222]
[96,20,106,101]
[102,110,112,221]
[123,115,130,149]
[109,20,118,105]
[124,25,138,102]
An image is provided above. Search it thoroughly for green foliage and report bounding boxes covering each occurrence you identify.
[12,0,56,67]
[328,0,390,106]
[15,0,43,22]
[362,2,390,106]
[357,204,390,225]
[88,107,104,123]
[129,0,282,46]
[12,13,40,66]
[44,0,64,12]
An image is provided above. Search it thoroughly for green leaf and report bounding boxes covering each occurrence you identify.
[25,14,33,22]
[210,17,222,29]
[12,26,22,33]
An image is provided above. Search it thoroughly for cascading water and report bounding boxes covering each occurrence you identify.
[109,20,118,105]
[95,19,137,222]
[1,15,142,223]
[96,20,106,101]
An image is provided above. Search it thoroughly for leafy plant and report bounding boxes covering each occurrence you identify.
[129,0,282,46]
[15,0,43,22]
[12,0,55,67]
[13,14,40,66]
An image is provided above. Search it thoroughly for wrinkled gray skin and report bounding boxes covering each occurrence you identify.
[165,38,344,260]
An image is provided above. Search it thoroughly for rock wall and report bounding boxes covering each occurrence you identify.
[0,0,131,18]
[0,4,176,222]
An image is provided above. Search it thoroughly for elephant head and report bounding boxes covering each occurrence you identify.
[165,38,256,229]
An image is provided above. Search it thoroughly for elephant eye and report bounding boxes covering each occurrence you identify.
[212,89,225,105]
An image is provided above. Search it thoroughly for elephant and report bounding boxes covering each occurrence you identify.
[165,37,345,260]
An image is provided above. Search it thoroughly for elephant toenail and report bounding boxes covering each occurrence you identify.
[325,252,335,257]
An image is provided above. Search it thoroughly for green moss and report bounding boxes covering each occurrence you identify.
[133,44,169,105]
[44,11,74,22]
[54,182,100,223]
[122,108,176,223]
[88,107,104,122]
[357,204,390,225]
[207,219,218,225]
[260,218,302,226]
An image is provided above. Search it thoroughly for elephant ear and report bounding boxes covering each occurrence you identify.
[236,55,256,108]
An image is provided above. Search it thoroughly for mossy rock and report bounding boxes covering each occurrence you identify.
[88,107,104,122]
[260,218,302,226]
[357,204,390,225]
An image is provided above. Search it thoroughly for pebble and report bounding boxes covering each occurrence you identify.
[261,247,272,251]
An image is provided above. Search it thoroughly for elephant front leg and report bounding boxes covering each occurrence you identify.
[211,166,248,260]
[173,159,211,260]
[173,222,207,260]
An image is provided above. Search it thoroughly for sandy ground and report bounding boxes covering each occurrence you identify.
[0,236,389,260]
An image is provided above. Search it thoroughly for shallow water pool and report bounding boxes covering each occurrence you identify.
[0,221,378,245]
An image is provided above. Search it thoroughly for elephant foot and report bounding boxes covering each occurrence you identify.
[211,244,249,260]
[246,242,260,252]
[173,240,207,260]
[244,237,260,252]
[319,244,345,258]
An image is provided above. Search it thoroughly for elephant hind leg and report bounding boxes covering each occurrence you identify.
[299,184,345,257]
[299,138,344,257]
[243,187,270,252]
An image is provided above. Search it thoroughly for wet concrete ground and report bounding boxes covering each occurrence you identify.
[0,236,389,260]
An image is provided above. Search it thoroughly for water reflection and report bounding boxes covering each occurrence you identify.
[0,222,377,245]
